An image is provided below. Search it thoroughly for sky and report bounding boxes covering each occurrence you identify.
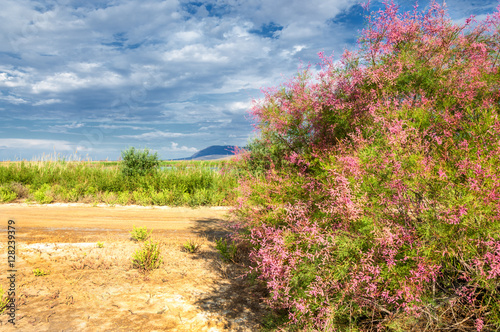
[0,0,498,161]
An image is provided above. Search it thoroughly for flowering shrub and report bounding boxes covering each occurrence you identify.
[234,1,500,330]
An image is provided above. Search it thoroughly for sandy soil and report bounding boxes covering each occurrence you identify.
[0,204,267,331]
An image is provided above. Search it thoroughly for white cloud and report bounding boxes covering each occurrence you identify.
[0,94,28,104]
[33,99,62,106]
[117,131,199,140]
[44,122,85,133]
[163,44,229,63]
[167,142,198,152]
[32,71,124,93]
[0,138,75,151]
[97,124,155,131]
[227,100,252,112]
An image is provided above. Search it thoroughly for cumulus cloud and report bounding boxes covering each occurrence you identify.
[167,142,198,152]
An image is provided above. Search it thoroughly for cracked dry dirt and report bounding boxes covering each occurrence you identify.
[0,204,268,331]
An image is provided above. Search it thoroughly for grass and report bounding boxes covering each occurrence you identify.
[0,159,239,207]
[33,268,50,276]
[215,238,239,263]
[183,238,202,253]
[131,239,163,271]
[130,225,152,242]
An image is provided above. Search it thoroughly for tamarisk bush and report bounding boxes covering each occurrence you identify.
[234,1,500,331]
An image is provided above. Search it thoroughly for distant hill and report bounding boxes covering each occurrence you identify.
[176,145,239,160]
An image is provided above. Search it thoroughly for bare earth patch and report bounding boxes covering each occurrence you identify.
[0,204,267,331]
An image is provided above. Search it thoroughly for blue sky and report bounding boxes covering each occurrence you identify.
[0,0,498,160]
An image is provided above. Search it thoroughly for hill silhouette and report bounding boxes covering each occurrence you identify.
[176,145,238,160]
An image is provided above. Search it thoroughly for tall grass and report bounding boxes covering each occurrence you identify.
[0,159,238,206]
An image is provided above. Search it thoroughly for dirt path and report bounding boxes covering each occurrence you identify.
[0,204,267,331]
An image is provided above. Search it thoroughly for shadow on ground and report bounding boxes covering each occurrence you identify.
[187,217,269,331]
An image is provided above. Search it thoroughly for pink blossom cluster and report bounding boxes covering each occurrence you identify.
[234,1,500,330]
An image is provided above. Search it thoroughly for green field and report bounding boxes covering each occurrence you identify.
[0,159,239,207]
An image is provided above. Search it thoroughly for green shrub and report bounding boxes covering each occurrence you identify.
[0,186,17,203]
[131,239,163,271]
[9,182,29,199]
[132,189,152,206]
[129,225,152,242]
[33,184,54,204]
[120,147,160,177]
[117,191,130,205]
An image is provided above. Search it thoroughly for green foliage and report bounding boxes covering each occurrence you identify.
[32,268,49,276]
[0,160,238,207]
[33,183,54,204]
[261,310,293,332]
[131,239,163,271]
[129,225,152,242]
[120,147,160,177]
[215,238,238,263]
[0,185,17,203]
[242,138,289,175]
[96,241,104,248]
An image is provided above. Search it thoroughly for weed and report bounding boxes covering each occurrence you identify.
[183,238,202,253]
[131,239,163,271]
[100,191,118,205]
[96,241,104,248]
[215,238,238,263]
[33,268,49,276]
[129,225,152,241]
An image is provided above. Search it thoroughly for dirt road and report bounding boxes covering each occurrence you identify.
[0,204,266,331]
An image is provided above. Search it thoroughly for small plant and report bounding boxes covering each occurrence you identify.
[96,241,104,248]
[0,286,11,314]
[129,225,152,242]
[131,239,163,271]
[183,239,201,253]
[120,147,160,177]
[33,268,49,276]
[215,238,238,263]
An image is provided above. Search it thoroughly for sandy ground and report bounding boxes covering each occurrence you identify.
[0,204,267,331]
